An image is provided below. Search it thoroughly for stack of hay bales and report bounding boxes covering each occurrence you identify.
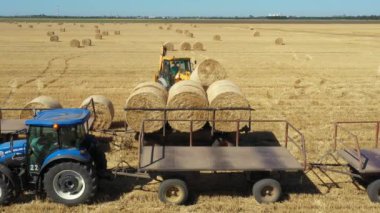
[125,82,168,132]
[207,80,250,132]
[95,34,102,40]
[82,39,92,46]
[20,96,62,119]
[50,35,59,42]
[180,42,191,51]
[193,42,204,51]
[163,42,175,51]
[190,59,227,87]
[80,95,114,130]
[213,35,221,41]
[167,80,209,132]
[70,39,80,48]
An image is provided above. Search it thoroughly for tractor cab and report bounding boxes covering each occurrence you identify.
[0,108,104,205]
[156,56,193,89]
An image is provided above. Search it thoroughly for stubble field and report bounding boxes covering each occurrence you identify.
[1,20,380,212]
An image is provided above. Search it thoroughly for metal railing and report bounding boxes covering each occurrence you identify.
[138,119,307,170]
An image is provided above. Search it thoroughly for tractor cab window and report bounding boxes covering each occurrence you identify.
[28,126,59,169]
[59,124,86,149]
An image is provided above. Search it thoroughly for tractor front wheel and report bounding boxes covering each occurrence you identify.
[43,162,97,206]
[367,179,380,202]
[0,173,15,205]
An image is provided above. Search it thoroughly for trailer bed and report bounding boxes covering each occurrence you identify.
[139,146,303,172]
[338,148,380,173]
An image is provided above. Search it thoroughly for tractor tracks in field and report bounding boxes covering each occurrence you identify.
[44,55,81,87]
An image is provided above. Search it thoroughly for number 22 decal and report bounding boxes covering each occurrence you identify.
[30,164,39,171]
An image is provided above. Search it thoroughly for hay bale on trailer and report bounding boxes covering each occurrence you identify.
[190,59,227,87]
[167,80,208,132]
[82,39,92,46]
[163,42,175,51]
[47,31,55,36]
[125,82,168,133]
[275,37,285,45]
[213,35,221,41]
[207,80,250,132]
[180,42,191,51]
[20,96,62,119]
[50,35,59,42]
[80,95,114,130]
[95,34,103,40]
[193,42,204,51]
[70,39,80,48]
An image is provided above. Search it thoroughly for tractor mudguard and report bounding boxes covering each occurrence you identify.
[40,149,92,173]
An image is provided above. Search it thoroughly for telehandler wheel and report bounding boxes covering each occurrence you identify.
[43,162,97,206]
[367,179,380,202]
[252,178,281,203]
[0,173,14,205]
[158,179,188,205]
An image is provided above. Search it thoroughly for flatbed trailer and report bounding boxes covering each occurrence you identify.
[112,116,307,204]
[310,121,380,202]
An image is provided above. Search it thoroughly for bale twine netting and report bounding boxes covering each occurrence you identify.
[193,42,204,51]
[180,42,191,51]
[163,42,175,51]
[20,96,62,119]
[207,80,250,132]
[167,80,209,132]
[80,95,114,130]
[190,59,227,87]
[125,82,168,133]
[82,39,92,46]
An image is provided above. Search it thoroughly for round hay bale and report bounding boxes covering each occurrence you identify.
[166,26,172,30]
[213,35,221,41]
[184,30,189,34]
[180,42,191,51]
[60,28,65,32]
[102,31,109,36]
[167,80,208,132]
[186,32,194,38]
[82,39,92,46]
[193,42,204,51]
[80,24,84,28]
[114,30,121,35]
[95,29,100,34]
[94,25,99,29]
[95,34,103,40]
[207,80,250,132]
[18,24,22,28]
[47,24,52,27]
[50,35,59,42]
[80,95,114,130]
[275,37,285,45]
[176,29,183,34]
[190,59,227,87]
[70,39,80,48]
[47,31,55,36]
[125,82,168,133]
[159,26,163,30]
[29,25,33,29]
[20,96,62,119]
[254,31,260,37]
[163,42,175,51]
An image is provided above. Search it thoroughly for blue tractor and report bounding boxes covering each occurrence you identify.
[0,108,107,206]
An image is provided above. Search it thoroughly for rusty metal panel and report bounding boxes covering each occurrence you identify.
[338,148,380,173]
[0,119,27,134]
[139,146,303,172]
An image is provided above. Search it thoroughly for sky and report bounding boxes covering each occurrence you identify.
[1,0,380,17]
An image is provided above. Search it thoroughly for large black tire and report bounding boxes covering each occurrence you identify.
[0,173,14,205]
[367,179,380,202]
[43,162,97,206]
[158,179,188,205]
[252,178,281,203]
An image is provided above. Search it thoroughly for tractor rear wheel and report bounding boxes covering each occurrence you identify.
[367,179,380,202]
[43,162,97,206]
[252,178,281,203]
[158,179,188,205]
[0,173,14,205]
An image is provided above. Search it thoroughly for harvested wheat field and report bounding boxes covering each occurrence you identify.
[1,21,380,212]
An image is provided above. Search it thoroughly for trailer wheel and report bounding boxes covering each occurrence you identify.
[158,179,188,205]
[367,179,380,202]
[0,173,14,205]
[43,162,97,206]
[252,178,281,203]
